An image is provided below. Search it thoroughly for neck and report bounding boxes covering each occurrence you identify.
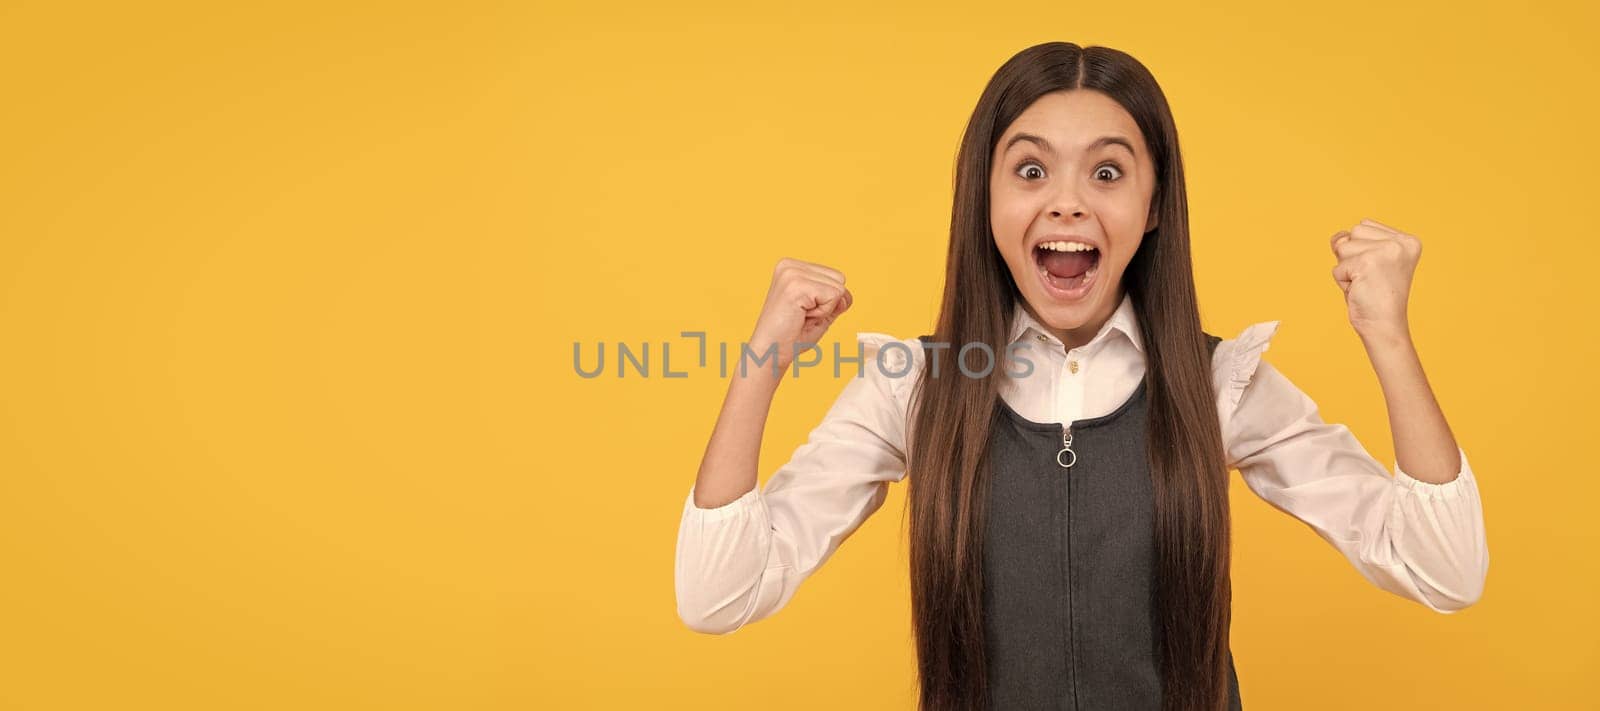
[1024,285,1124,351]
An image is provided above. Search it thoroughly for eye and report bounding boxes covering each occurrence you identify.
[1095,163,1124,182]
[1014,159,1045,181]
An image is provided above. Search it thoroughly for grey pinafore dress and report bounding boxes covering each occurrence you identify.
[919,333,1243,710]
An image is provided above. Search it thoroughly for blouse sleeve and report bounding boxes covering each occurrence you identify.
[674,332,917,634]
[1214,322,1489,613]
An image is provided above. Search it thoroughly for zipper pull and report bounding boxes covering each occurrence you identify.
[1056,424,1076,468]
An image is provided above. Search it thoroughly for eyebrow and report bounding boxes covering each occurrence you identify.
[1003,132,1137,158]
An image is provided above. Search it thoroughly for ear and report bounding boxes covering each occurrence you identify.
[1144,198,1160,234]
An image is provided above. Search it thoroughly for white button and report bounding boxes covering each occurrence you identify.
[1068,359,1079,374]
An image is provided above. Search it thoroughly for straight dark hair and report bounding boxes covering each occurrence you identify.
[904,42,1232,710]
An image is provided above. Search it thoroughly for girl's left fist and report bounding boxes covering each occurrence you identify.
[1329,217,1421,340]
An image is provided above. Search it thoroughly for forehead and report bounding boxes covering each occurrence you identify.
[997,90,1145,156]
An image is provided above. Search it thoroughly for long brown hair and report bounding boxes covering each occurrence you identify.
[905,42,1232,710]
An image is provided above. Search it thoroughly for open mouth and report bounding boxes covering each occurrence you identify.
[1032,241,1101,299]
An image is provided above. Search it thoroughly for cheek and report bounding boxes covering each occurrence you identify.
[1097,193,1143,224]
[989,192,1032,238]
[988,207,1030,274]
[1103,197,1149,243]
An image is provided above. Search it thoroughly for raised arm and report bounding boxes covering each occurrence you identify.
[675,332,911,633]
[675,257,911,634]
[1215,321,1488,613]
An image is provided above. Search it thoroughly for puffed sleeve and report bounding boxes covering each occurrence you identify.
[1213,322,1489,613]
[674,332,918,634]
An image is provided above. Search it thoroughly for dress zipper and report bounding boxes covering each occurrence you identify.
[1056,423,1076,468]
[1057,421,1079,708]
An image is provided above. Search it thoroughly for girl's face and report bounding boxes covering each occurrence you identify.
[989,89,1159,349]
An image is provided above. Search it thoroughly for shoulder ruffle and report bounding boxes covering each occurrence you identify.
[1215,320,1281,418]
[851,331,924,436]
[854,331,908,371]
[853,331,924,395]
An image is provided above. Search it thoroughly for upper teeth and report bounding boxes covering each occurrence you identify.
[1038,241,1096,252]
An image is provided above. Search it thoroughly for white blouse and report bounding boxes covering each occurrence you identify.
[674,293,1489,635]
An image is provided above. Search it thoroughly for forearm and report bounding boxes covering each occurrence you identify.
[692,359,784,508]
[1360,326,1462,484]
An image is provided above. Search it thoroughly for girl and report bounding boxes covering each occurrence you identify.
[675,42,1487,711]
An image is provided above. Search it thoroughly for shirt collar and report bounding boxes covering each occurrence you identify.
[1008,291,1144,354]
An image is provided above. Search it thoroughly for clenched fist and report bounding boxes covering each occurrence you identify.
[747,258,854,373]
[1330,218,1422,341]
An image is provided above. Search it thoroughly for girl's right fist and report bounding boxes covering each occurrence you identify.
[747,258,853,373]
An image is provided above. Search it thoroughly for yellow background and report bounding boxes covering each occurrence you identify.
[1,1,1595,708]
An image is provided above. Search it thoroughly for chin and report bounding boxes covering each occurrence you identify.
[1030,296,1097,328]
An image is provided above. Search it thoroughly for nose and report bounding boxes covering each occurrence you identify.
[1047,183,1088,220]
